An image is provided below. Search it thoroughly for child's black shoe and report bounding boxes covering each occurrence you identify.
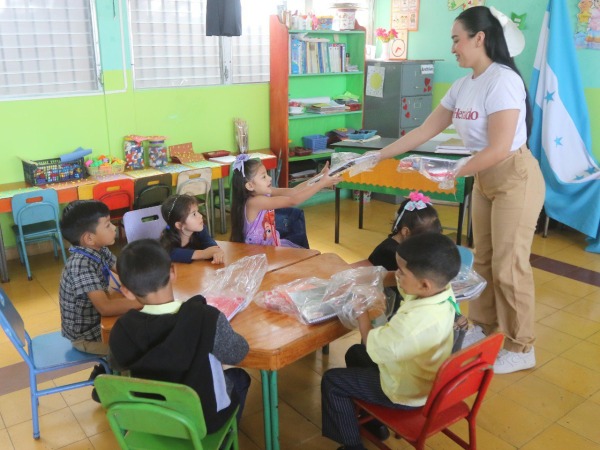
[363,419,390,441]
[88,364,106,381]
[91,388,100,403]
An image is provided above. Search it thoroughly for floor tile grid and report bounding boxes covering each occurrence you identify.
[0,199,599,449]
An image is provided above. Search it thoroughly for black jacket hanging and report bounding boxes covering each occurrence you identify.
[206,0,242,37]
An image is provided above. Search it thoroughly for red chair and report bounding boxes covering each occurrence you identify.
[93,179,134,241]
[353,333,504,450]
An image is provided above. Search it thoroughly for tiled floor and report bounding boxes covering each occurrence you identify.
[1,198,600,449]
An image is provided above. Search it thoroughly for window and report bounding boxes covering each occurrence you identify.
[0,0,102,99]
[129,0,221,89]
[231,0,276,84]
[130,0,276,89]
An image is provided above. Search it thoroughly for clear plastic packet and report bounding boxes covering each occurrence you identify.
[254,278,334,325]
[202,254,268,320]
[308,152,379,185]
[254,265,388,328]
[397,155,472,190]
[451,264,487,303]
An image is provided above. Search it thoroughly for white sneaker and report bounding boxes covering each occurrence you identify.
[493,348,536,374]
[460,325,486,350]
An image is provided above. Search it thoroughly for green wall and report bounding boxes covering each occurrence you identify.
[375,0,600,159]
[0,0,270,247]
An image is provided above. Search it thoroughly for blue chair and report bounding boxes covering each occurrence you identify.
[11,189,67,281]
[457,245,474,269]
[0,286,110,439]
[123,206,167,243]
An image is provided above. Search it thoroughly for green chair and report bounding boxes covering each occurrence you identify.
[95,375,239,450]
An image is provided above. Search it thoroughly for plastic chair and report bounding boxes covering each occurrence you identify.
[11,189,67,281]
[457,246,474,269]
[352,333,504,450]
[0,286,110,439]
[93,179,135,241]
[134,173,173,210]
[95,375,239,450]
[177,168,214,236]
[123,206,167,242]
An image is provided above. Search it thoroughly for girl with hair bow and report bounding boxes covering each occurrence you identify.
[229,154,342,246]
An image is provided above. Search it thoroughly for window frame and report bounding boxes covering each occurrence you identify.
[0,0,103,102]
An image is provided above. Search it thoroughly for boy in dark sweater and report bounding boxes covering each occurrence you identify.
[108,239,250,433]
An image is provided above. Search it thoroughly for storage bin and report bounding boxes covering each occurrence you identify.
[302,135,328,151]
[22,157,86,186]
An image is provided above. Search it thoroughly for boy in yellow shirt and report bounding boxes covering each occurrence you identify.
[321,233,461,450]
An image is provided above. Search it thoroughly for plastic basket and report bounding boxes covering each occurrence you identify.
[22,157,87,186]
[85,162,125,177]
[303,135,328,151]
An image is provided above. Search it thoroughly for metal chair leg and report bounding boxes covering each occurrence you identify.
[543,215,550,238]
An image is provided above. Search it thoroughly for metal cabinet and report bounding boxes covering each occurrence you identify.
[364,60,436,138]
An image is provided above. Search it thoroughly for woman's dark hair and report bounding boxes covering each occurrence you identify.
[159,194,200,254]
[229,158,263,243]
[391,198,442,237]
[456,6,533,140]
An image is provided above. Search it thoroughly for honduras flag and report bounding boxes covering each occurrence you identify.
[529,0,600,253]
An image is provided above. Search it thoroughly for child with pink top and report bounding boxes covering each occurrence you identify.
[229,154,341,246]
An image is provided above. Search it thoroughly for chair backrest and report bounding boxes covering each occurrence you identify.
[457,246,474,269]
[93,179,135,212]
[0,286,28,349]
[123,206,167,242]
[134,174,173,209]
[95,375,207,446]
[11,189,60,227]
[176,168,212,197]
[422,333,503,417]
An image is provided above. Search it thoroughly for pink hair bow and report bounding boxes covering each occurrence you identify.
[393,191,432,231]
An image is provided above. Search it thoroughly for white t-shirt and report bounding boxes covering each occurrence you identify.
[440,63,527,152]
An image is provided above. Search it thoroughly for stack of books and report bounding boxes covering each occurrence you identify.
[290,37,348,74]
[307,101,347,114]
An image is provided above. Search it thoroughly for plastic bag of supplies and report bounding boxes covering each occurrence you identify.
[397,155,472,190]
[202,254,268,321]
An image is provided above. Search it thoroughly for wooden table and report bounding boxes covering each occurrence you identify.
[101,251,351,450]
[331,139,474,246]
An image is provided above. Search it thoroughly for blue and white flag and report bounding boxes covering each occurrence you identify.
[529,0,600,253]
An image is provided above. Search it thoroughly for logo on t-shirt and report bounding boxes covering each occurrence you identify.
[453,108,479,120]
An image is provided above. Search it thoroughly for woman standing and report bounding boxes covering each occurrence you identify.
[370,6,545,374]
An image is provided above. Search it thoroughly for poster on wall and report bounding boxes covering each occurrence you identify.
[574,0,600,50]
[392,11,409,30]
[408,5,419,31]
[366,66,385,98]
[447,0,486,11]
[392,0,418,33]
[389,31,409,60]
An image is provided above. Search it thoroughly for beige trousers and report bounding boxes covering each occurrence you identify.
[71,339,109,356]
[469,149,545,353]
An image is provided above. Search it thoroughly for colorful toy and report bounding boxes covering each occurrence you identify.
[124,135,147,170]
[85,155,126,176]
[147,136,169,168]
[20,155,87,186]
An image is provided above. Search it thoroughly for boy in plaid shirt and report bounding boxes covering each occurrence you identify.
[59,200,141,357]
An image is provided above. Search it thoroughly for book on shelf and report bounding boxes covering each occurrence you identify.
[289,37,347,75]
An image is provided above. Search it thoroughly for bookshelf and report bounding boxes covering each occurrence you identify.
[269,15,366,188]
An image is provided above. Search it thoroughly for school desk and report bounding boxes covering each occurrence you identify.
[330,138,474,246]
[100,250,350,450]
[0,181,88,283]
